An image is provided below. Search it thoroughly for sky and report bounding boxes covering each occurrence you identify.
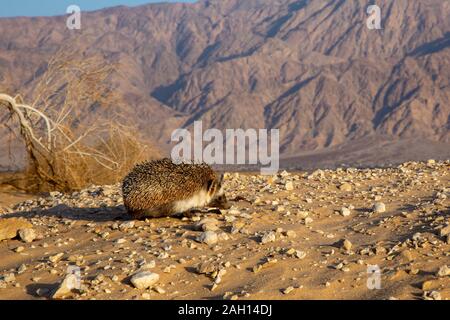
[0,0,196,18]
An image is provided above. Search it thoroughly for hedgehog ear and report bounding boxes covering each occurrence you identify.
[206,179,215,193]
[218,173,224,186]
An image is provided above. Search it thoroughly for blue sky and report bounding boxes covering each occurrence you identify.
[0,0,196,17]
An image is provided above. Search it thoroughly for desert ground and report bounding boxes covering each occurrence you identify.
[0,160,449,300]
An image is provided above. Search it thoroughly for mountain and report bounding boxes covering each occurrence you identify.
[0,0,449,170]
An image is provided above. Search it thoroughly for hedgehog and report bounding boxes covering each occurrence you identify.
[122,158,230,219]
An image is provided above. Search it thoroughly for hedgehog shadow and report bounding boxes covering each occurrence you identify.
[5,203,129,222]
[6,204,227,223]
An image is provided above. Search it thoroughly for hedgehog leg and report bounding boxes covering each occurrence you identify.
[178,207,204,218]
[128,207,170,219]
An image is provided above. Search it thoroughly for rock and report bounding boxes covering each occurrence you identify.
[197,231,218,246]
[202,222,219,232]
[52,274,80,299]
[282,286,294,294]
[342,239,352,251]
[231,221,245,234]
[1,273,15,283]
[439,225,450,237]
[285,230,297,238]
[17,264,27,274]
[217,232,229,241]
[196,262,219,275]
[48,253,64,263]
[139,261,156,271]
[195,218,219,232]
[437,265,450,277]
[119,221,135,231]
[14,246,25,253]
[297,211,309,219]
[18,228,36,243]
[421,280,437,291]
[372,202,386,213]
[423,291,441,300]
[285,182,294,191]
[153,286,166,294]
[0,218,33,241]
[280,170,290,178]
[339,183,352,192]
[340,207,351,217]
[260,231,276,244]
[304,217,314,225]
[295,250,307,259]
[399,250,415,262]
[130,271,160,290]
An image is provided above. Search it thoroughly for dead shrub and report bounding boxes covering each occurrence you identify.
[0,48,158,192]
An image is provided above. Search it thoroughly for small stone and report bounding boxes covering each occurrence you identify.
[153,286,166,294]
[116,238,127,244]
[18,228,37,243]
[439,225,450,237]
[304,217,313,225]
[372,202,386,213]
[297,211,309,219]
[285,230,297,238]
[340,207,351,217]
[49,253,64,263]
[195,218,219,231]
[342,239,352,251]
[437,265,450,277]
[339,183,352,192]
[231,221,245,234]
[0,218,33,241]
[285,182,294,191]
[422,280,435,291]
[260,231,276,244]
[2,273,15,283]
[423,291,441,300]
[197,231,218,246]
[400,250,415,262]
[202,223,219,232]
[196,262,219,275]
[140,261,156,270]
[14,246,25,253]
[17,264,27,274]
[283,286,294,294]
[141,293,151,300]
[130,272,160,290]
[52,274,79,299]
[119,221,135,231]
[285,248,296,256]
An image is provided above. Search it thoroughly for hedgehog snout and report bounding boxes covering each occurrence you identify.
[209,193,230,209]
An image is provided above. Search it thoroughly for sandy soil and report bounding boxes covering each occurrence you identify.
[0,161,449,300]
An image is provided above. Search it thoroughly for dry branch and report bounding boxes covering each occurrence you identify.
[0,50,154,192]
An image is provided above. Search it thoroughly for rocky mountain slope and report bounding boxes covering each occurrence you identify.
[0,0,449,169]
